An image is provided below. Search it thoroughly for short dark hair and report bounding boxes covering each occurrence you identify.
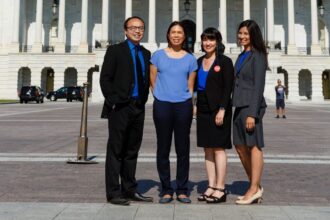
[237,20,267,56]
[200,27,225,54]
[124,16,145,30]
[166,21,190,53]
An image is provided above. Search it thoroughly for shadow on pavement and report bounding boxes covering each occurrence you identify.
[192,180,249,196]
[226,181,250,196]
[137,179,160,194]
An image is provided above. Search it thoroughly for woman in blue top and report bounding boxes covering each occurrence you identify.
[232,20,267,205]
[195,28,234,204]
[150,21,197,204]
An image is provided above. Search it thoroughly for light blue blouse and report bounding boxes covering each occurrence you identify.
[150,49,198,103]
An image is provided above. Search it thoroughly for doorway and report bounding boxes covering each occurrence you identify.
[298,69,312,99]
[180,19,196,53]
[322,71,330,99]
[41,68,55,93]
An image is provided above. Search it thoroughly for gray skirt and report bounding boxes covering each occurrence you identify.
[233,107,266,148]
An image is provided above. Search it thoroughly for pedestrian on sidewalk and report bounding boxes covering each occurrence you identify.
[275,79,287,119]
[195,27,234,204]
[232,20,267,205]
[150,21,197,204]
[100,16,153,206]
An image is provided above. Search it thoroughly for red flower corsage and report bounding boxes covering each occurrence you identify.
[214,65,221,72]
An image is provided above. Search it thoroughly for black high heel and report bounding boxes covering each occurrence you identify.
[206,188,227,204]
[197,186,216,201]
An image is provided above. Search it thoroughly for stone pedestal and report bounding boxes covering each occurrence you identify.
[311,44,322,55]
[77,43,89,53]
[287,44,298,55]
[10,42,20,53]
[32,43,43,53]
[54,42,66,53]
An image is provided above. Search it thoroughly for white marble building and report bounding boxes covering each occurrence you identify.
[0,0,330,102]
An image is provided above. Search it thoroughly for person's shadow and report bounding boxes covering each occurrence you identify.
[137,180,199,196]
[136,179,160,194]
[137,179,249,197]
[194,180,250,196]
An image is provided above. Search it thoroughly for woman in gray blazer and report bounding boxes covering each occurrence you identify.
[232,20,267,205]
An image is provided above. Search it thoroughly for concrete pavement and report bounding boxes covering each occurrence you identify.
[0,101,329,219]
[0,203,329,220]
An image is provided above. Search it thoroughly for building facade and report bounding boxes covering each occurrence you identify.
[0,0,330,102]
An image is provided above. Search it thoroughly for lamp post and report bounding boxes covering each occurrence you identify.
[184,0,191,15]
[319,5,325,17]
[318,0,325,16]
[52,0,58,16]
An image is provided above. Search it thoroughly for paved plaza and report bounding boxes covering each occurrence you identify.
[0,100,330,219]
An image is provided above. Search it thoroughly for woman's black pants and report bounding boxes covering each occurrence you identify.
[153,98,192,196]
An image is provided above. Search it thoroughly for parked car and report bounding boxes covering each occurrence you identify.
[67,86,84,102]
[19,86,44,104]
[46,87,68,101]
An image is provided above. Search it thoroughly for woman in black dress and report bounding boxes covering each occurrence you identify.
[196,28,234,203]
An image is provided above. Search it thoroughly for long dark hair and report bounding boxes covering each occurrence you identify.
[200,27,225,56]
[166,21,190,53]
[237,20,267,57]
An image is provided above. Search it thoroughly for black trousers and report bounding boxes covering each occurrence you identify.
[153,98,192,196]
[105,103,145,199]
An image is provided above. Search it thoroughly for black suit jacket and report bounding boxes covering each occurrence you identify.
[196,54,234,111]
[100,41,151,118]
[232,49,267,118]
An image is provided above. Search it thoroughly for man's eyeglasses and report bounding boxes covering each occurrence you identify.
[127,26,145,31]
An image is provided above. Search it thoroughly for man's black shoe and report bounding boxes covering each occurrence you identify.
[107,197,130,206]
[126,192,153,202]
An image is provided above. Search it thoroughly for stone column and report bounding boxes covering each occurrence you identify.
[267,0,274,44]
[287,0,298,55]
[21,0,27,51]
[243,0,250,20]
[101,0,109,47]
[148,0,157,51]
[194,0,203,52]
[311,69,324,101]
[310,0,322,55]
[30,66,42,86]
[54,67,66,89]
[11,0,21,53]
[287,67,300,101]
[91,71,103,103]
[32,0,43,53]
[172,0,179,21]
[125,0,132,19]
[77,68,89,86]
[55,0,66,53]
[78,0,88,53]
[219,0,227,44]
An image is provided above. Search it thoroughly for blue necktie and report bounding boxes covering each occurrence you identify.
[135,46,144,99]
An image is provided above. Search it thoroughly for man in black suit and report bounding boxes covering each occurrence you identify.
[100,16,153,205]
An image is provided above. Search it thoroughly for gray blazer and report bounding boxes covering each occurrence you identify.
[232,49,267,118]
